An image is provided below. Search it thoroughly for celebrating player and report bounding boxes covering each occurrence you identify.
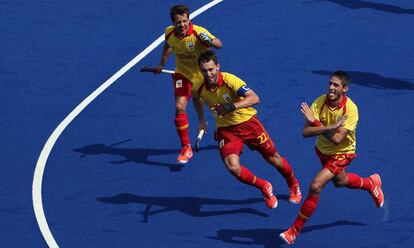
[154,5,222,164]
[194,50,302,208]
[279,71,385,245]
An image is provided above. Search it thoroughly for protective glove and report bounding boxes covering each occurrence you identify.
[199,32,213,46]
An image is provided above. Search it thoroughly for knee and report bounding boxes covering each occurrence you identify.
[267,153,282,168]
[333,178,347,188]
[225,160,241,176]
[309,181,323,195]
[175,103,186,113]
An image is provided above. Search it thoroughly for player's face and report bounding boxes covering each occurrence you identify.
[173,14,190,37]
[327,76,348,102]
[199,60,220,86]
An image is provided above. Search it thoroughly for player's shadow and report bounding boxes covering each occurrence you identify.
[313,70,414,90]
[207,220,366,248]
[304,0,414,15]
[97,193,269,223]
[72,139,218,172]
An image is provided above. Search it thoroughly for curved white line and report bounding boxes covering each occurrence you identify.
[32,1,223,247]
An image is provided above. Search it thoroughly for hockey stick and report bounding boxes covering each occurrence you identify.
[195,129,205,153]
[140,65,175,74]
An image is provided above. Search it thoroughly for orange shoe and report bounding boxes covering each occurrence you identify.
[288,183,302,204]
[261,181,278,209]
[368,173,384,208]
[279,226,298,245]
[177,145,193,164]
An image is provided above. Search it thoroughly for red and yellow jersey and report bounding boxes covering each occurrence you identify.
[197,72,257,127]
[311,94,359,155]
[165,22,215,91]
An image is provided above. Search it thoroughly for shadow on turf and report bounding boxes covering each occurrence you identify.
[97,193,269,223]
[72,140,218,172]
[207,220,366,248]
[313,70,414,90]
[304,0,414,15]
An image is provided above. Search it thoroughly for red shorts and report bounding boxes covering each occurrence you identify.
[173,73,193,100]
[215,116,277,159]
[316,147,356,175]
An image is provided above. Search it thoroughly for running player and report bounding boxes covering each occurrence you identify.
[194,50,302,208]
[279,71,385,245]
[154,5,222,164]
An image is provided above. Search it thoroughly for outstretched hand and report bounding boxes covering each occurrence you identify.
[300,102,316,123]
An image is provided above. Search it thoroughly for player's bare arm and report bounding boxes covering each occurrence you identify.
[302,114,345,138]
[154,43,173,74]
[300,102,315,123]
[233,89,259,109]
[192,96,208,132]
[211,37,222,48]
[301,102,326,138]
[323,126,348,145]
[302,123,326,138]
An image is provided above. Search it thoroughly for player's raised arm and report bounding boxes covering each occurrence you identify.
[301,102,344,139]
[198,31,222,49]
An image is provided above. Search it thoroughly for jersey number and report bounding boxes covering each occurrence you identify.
[257,132,269,144]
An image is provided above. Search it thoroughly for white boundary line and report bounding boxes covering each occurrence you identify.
[32,1,223,247]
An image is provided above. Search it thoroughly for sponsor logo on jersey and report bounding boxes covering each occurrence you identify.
[187,41,195,51]
[176,79,183,88]
[177,53,196,59]
[223,93,232,103]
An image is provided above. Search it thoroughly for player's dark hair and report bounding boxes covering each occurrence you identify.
[332,71,350,87]
[198,50,219,65]
[170,5,189,21]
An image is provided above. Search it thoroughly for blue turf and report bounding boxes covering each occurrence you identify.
[1,0,414,247]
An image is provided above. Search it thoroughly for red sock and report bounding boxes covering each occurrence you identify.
[293,195,319,232]
[175,112,190,147]
[346,173,371,190]
[277,157,297,186]
[237,166,266,190]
